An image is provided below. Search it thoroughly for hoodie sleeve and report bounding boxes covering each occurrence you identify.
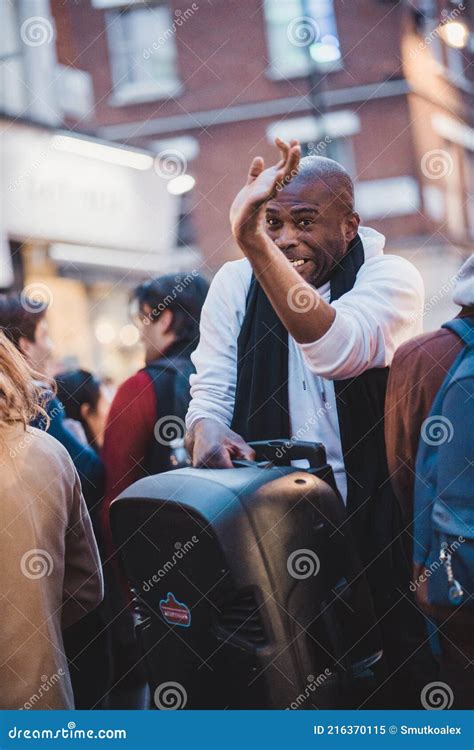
[186,260,251,430]
[298,254,425,379]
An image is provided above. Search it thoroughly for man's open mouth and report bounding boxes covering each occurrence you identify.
[288,258,307,268]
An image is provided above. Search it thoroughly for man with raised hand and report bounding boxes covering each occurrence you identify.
[185,138,436,706]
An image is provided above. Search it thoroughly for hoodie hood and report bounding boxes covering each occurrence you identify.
[358,226,386,260]
[453,254,474,307]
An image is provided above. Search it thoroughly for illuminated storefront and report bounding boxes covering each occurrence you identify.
[1,119,200,382]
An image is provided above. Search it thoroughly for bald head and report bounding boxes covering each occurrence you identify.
[285,155,355,211]
[266,153,359,287]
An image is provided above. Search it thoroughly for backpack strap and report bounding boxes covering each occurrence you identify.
[442,315,474,347]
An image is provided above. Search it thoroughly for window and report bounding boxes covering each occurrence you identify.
[106,3,181,105]
[264,0,341,79]
[0,2,28,115]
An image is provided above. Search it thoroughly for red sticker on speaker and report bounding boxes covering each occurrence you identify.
[159,592,191,627]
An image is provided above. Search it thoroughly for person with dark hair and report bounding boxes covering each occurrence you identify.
[100,272,208,707]
[56,369,111,451]
[101,272,208,530]
[0,294,104,510]
[56,368,113,709]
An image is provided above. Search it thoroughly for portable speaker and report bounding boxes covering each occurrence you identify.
[110,440,386,709]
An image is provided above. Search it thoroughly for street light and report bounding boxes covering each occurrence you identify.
[438,19,469,49]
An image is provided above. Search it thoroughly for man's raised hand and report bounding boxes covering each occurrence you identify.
[230,138,301,248]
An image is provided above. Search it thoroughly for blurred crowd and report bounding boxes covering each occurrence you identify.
[0,251,472,710]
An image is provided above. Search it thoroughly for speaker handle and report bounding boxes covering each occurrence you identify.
[247,439,327,469]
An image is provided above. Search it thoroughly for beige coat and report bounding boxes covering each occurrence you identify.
[0,423,103,709]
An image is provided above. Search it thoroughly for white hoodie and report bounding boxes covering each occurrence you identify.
[186,227,424,501]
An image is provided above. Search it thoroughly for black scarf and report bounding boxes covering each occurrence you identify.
[231,235,407,604]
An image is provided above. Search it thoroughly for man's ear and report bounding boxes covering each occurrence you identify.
[18,336,32,359]
[158,308,174,335]
[344,212,360,243]
[80,402,91,422]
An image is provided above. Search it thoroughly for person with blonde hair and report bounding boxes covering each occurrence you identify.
[0,330,103,710]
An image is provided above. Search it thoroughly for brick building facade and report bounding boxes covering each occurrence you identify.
[49,0,473,317]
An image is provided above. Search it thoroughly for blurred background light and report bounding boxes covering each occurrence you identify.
[95,320,116,344]
[439,20,469,49]
[51,135,154,170]
[167,174,196,195]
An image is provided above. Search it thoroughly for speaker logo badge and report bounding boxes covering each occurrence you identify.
[159,592,192,627]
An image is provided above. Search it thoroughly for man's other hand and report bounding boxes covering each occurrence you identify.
[186,418,256,468]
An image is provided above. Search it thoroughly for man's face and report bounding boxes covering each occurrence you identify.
[20,318,54,377]
[265,177,360,287]
[136,304,173,361]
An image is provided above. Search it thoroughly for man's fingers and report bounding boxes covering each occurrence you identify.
[276,143,301,189]
[247,156,265,184]
[286,143,301,176]
[230,439,256,462]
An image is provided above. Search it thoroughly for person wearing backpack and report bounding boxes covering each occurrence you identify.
[385,254,474,709]
[100,273,208,707]
[101,273,209,537]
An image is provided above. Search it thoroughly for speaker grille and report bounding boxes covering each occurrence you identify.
[216,591,267,645]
